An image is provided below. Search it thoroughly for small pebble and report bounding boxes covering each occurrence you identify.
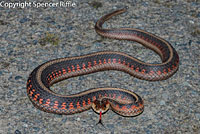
[19,17,30,23]
[160,100,166,105]
[76,117,81,121]
[15,76,23,80]
[15,130,21,134]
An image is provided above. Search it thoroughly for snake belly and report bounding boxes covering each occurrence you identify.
[26,7,179,116]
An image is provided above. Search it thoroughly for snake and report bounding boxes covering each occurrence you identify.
[26,7,179,123]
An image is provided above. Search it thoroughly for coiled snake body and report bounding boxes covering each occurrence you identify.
[26,7,179,123]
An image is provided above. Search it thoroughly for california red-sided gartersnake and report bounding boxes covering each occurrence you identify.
[26,7,179,123]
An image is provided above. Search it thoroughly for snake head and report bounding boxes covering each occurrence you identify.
[92,99,110,126]
[91,99,110,114]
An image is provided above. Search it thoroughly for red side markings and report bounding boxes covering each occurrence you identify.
[39,98,43,104]
[113,59,116,63]
[33,93,40,101]
[88,98,91,105]
[108,59,111,63]
[77,64,80,71]
[53,101,59,109]
[99,60,102,65]
[45,99,50,107]
[67,67,71,73]
[121,106,127,110]
[27,85,31,92]
[113,94,116,99]
[58,71,62,76]
[92,96,96,101]
[69,102,74,109]
[163,69,167,74]
[149,70,155,75]
[88,62,92,68]
[115,104,119,109]
[94,60,97,66]
[76,101,81,109]
[62,68,66,74]
[61,102,66,109]
[157,70,162,75]
[82,100,86,107]
[26,80,31,86]
[29,91,33,96]
[122,96,126,100]
[135,67,139,72]
[123,60,126,65]
[118,59,121,64]
[71,65,75,72]
[131,65,134,70]
[82,63,86,69]
[29,89,35,96]
[134,105,141,111]
[109,94,112,98]
[131,105,136,110]
[52,72,56,78]
[103,59,106,64]
[49,75,53,80]
[145,37,150,42]
[55,72,58,77]
[141,69,146,74]
[117,95,122,100]
[172,65,176,69]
